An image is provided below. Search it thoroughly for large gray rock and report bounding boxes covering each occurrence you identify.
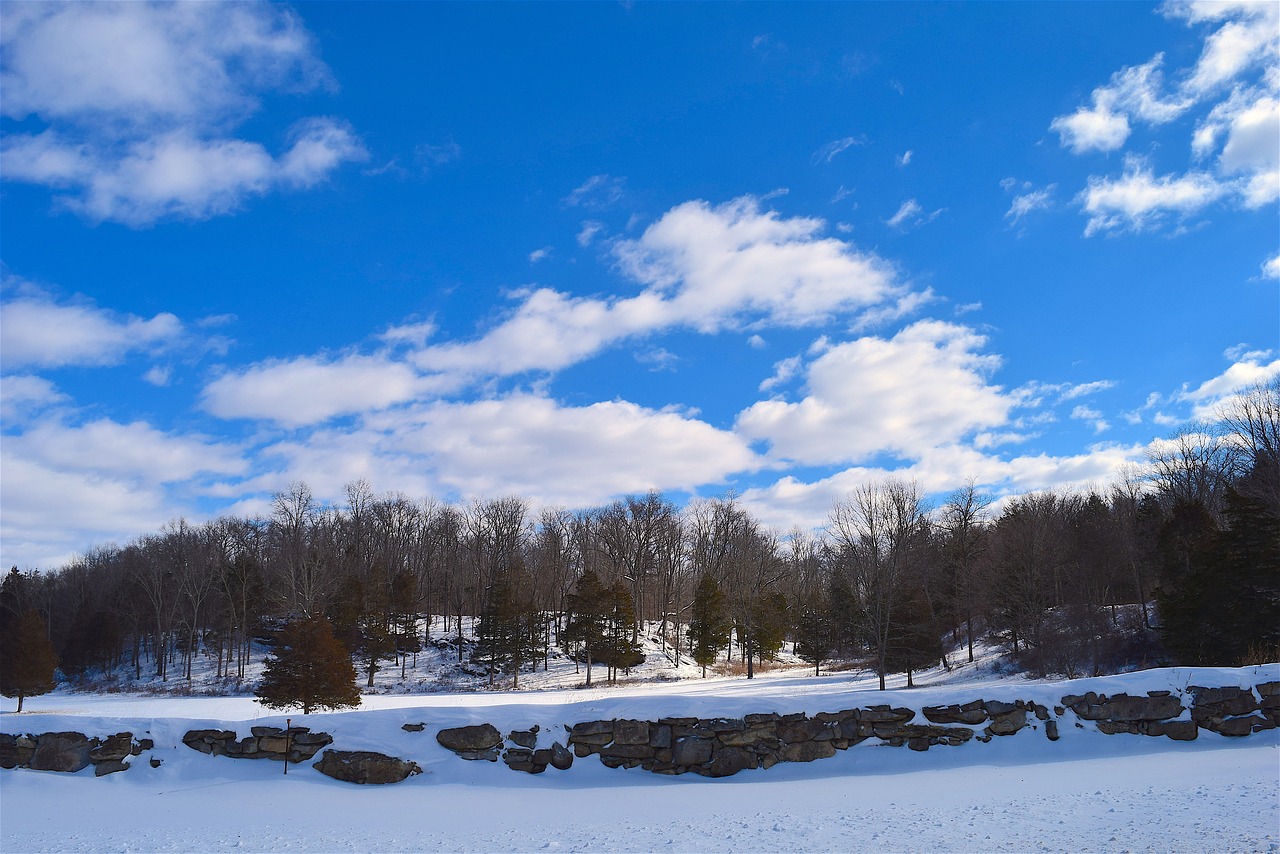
[671,736,713,766]
[1099,693,1184,722]
[30,732,93,773]
[94,758,130,777]
[0,734,36,769]
[777,718,826,744]
[780,740,836,763]
[313,750,422,784]
[613,719,650,745]
[922,702,987,725]
[702,746,756,777]
[550,742,573,770]
[89,732,135,764]
[182,729,237,755]
[1190,686,1258,719]
[436,724,502,760]
[985,710,1028,736]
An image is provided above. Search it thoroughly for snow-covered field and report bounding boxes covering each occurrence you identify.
[3,662,1278,853]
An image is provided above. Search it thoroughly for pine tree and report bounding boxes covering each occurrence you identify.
[602,579,643,681]
[884,583,942,687]
[743,592,789,672]
[687,573,730,677]
[473,571,538,688]
[0,609,59,712]
[794,597,837,676]
[563,570,610,687]
[256,615,360,714]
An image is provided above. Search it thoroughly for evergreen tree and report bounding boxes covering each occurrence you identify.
[602,579,643,681]
[357,617,397,688]
[793,596,837,676]
[1158,486,1280,665]
[256,615,360,714]
[884,583,942,687]
[687,573,730,677]
[0,609,59,712]
[826,566,860,655]
[741,592,789,672]
[563,570,610,687]
[473,570,538,687]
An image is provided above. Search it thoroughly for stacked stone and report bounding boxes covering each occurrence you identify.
[0,731,153,775]
[181,726,332,762]
[435,723,574,774]
[563,707,979,778]
[1189,684,1277,736]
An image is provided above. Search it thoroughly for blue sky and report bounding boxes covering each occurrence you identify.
[1,1,1277,570]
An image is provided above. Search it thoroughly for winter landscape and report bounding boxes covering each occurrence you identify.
[2,2,1279,853]
[3,631,1278,854]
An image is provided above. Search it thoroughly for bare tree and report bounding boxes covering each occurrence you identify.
[939,480,991,663]
[827,479,930,690]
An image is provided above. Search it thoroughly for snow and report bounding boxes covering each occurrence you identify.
[3,662,1278,853]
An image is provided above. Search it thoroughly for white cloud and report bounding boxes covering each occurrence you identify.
[379,320,436,349]
[1169,2,1280,95]
[576,221,605,246]
[886,198,943,230]
[1079,156,1229,235]
[738,442,1145,532]
[528,247,552,263]
[409,196,903,383]
[1061,380,1117,400]
[1071,405,1111,433]
[14,416,245,484]
[253,395,762,511]
[0,413,247,569]
[0,288,184,369]
[2,119,365,225]
[1240,169,1280,208]
[635,348,679,372]
[0,2,361,225]
[1263,253,1280,279]
[414,140,460,171]
[897,150,913,167]
[0,374,67,422]
[1178,354,1280,419]
[1053,4,1278,235]
[1050,101,1131,154]
[202,354,431,426]
[1048,52,1189,155]
[143,365,171,387]
[736,321,1012,466]
[563,174,625,209]
[1218,95,1280,175]
[759,355,803,392]
[0,2,330,125]
[812,136,863,164]
[1005,185,1056,225]
[887,198,922,228]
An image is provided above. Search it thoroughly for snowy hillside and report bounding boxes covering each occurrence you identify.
[2,663,1277,853]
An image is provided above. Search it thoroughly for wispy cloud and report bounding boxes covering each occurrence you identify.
[812,136,865,164]
[886,198,943,230]
[563,174,625,209]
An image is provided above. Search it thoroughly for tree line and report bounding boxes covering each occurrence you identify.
[2,382,1276,706]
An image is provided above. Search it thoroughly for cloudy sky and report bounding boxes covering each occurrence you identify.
[1,1,1277,569]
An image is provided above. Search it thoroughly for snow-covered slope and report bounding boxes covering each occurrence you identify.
[2,663,1277,853]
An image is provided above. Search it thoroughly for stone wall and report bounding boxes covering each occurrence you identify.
[180,725,333,762]
[0,731,153,776]
[5,679,1274,784]
[436,679,1279,779]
